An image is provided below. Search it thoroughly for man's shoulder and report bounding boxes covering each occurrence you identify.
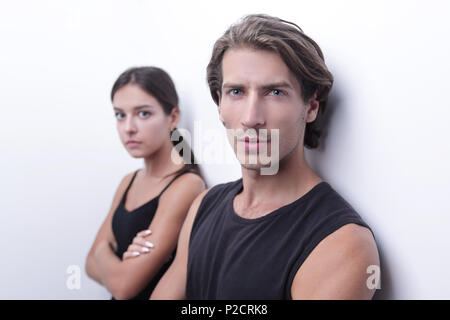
[294,181,372,236]
[309,181,359,215]
[202,178,242,202]
[193,178,242,221]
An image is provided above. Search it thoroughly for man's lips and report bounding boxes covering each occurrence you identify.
[239,137,270,143]
[238,137,271,151]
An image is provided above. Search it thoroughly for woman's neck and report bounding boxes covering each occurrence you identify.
[142,140,185,179]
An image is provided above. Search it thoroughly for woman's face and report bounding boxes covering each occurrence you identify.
[112,83,178,158]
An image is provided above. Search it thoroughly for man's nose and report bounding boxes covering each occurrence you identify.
[241,92,266,129]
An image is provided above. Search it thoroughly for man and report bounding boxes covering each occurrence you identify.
[150,14,380,299]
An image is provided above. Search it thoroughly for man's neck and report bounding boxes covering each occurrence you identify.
[235,148,322,219]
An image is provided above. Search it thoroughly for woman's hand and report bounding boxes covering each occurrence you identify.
[122,229,155,260]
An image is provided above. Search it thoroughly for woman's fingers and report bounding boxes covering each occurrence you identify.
[132,235,154,249]
[136,229,152,237]
[123,244,153,260]
[122,232,155,260]
[129,244,152,253]
[123,251,140,260]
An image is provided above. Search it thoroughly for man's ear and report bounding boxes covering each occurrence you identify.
[217,90,226,125]
[305,92,320,123]
[218,105,226,126]
[216,90,222,105]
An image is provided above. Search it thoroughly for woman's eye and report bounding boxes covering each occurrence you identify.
[139,111,151,118]
[115,112,125,120]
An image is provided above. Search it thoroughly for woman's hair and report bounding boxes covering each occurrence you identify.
[206,14,334,149]
[111,66,202,178]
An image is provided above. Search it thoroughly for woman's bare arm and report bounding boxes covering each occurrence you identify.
[93,173,205,299]
[85,172,134,284]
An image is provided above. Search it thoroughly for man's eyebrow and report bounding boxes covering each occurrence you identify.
[222,83,244,89]
[221,82,294,90]
[113,105,155,111]
[260,82,294,90]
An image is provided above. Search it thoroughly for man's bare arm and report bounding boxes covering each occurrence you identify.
[291,223,380,300]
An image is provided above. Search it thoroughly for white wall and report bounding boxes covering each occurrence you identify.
[1,0,449,299]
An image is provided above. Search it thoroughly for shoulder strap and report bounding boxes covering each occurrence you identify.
[157,169,197,198]
[123,169,140,198]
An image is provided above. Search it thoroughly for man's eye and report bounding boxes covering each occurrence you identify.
[115,112,125,120]
[229,89,242,96]
[269,89,284,96]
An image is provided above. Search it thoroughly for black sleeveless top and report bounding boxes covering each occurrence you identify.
[111,168,196,300]
[186,178,375,299]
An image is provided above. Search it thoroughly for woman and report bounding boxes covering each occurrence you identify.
[85,66,205,299]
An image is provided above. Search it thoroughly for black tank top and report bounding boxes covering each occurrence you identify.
[186,178,375,299]
[111,168,196,300]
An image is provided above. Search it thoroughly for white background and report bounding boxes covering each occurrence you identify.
[1,0,449,299]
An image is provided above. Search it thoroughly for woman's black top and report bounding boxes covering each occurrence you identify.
[111,168,196,299]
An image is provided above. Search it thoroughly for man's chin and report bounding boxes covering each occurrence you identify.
[240,163,262,171]
[240,162,279,175]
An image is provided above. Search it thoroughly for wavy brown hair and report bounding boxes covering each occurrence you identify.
[207,14,334,149]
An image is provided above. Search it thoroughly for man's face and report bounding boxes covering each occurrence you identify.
[218,46,318,172]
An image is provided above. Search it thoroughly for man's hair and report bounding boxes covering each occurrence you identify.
[207,14,334,149]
